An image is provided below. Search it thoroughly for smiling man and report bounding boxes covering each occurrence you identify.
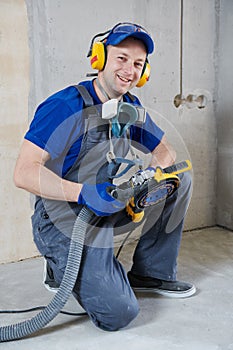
[14,22,196,332]
[96,37,147,97]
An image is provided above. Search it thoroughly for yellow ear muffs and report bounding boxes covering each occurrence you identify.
[90,41,106,71]
[136,61,151,87]
[90,41,151,86]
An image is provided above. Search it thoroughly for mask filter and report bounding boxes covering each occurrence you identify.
[112,103,138,137]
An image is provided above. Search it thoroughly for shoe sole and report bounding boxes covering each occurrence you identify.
[132,284,196,298]
[44,283,59,293]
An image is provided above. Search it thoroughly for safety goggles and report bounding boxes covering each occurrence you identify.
[111,22,149,35]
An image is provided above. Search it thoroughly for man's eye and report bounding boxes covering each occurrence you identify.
[136,62,143,68]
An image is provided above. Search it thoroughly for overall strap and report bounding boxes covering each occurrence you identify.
[73,84,100,119]
[73,84,94,107]
[126,91,136,102]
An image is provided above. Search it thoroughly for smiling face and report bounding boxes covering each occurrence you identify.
[97,37,147,100]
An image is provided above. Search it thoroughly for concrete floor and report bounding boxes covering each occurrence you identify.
[0,226,233,350]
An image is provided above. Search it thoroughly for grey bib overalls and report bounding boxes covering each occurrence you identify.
[31,85,192,331]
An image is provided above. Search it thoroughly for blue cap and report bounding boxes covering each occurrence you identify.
[105,23,154,55]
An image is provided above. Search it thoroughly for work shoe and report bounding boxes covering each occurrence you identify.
[127,271,196,298]
[43,259,60,293]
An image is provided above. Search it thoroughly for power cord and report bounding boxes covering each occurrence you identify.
[115,229,134,259]
[0,306,87,316]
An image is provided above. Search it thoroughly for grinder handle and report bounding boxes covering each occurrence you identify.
[164,160,192,175]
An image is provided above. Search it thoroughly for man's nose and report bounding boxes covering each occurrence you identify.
[124,61,134,74]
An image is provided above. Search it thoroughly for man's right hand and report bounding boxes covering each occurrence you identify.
[77,182,126,216]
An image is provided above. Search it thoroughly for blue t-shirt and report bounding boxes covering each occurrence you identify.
[25,80,164,177]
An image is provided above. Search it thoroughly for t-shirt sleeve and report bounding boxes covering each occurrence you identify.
[24,98,83,160]
[131,112,165,153]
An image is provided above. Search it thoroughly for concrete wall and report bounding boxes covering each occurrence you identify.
[0,0,231,263]
[135,0,218,229]
[0,0,38,263]
[216,0,233,230]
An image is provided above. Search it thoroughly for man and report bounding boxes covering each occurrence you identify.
[14,22,196,331]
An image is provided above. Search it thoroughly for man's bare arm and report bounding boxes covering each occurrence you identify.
[14,139,82,202]
[149,135,176,169]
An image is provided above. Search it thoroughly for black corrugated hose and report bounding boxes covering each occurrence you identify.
[0,206,93,342]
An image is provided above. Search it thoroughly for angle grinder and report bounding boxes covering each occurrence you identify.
[109,160,192,222]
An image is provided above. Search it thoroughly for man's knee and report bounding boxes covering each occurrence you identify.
[90,294,139,331]
[164,170,193,234]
